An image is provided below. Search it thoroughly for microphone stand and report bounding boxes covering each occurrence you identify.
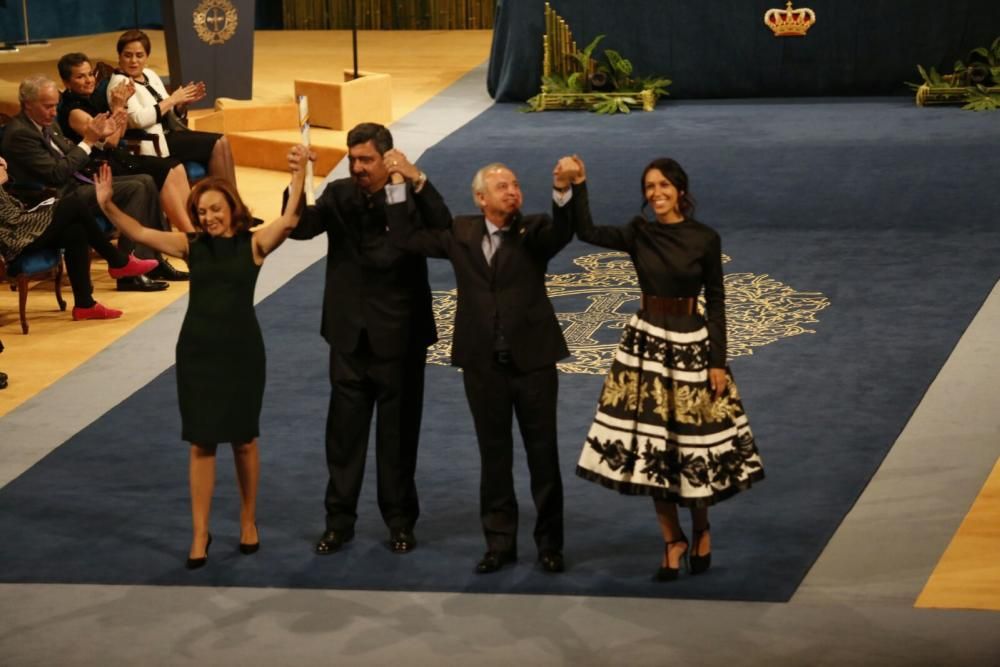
[12,0,49,47]
[351,0,360,78]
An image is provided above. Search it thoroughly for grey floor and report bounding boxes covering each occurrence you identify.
[2,65,999,666]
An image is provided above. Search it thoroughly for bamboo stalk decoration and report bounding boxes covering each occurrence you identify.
[541,2,582,80]
[530,1,666,113]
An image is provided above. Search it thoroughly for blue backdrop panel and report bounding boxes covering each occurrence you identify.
[0,100,998,601]
[488,0,1000,101]
[0,0,280,42]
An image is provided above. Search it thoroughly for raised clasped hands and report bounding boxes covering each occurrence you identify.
[286,144,315,173]
[383,149,420,182]
[553,154,586,190]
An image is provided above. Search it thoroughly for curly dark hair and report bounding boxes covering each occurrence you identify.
[57,52,90,81]
[640,157,696,218]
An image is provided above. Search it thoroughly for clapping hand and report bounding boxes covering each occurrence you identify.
[0,157,9,187]
[83,112,116,144]
[169,81,206,107]
[112,109,128,133]
[108,80,135,110]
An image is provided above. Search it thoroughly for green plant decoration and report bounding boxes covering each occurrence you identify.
[910,36,1000,111]
[525,33,671,114]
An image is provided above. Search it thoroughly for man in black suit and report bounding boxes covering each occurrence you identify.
[287,124,451,555]
[383,154,582,573]
[1,74,171,291]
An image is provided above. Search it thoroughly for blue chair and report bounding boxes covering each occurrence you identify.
[1,248,66,334]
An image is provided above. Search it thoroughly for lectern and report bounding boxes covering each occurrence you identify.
[161,0,255,108]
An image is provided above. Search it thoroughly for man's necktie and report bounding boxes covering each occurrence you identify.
[486,228,505,266]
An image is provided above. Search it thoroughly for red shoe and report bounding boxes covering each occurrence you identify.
[72,302,124,321]
[108,254,159,279]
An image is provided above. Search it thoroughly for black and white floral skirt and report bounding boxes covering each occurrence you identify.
[576,311,764,507]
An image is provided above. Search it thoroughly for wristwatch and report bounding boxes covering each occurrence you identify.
[413,171,428,192]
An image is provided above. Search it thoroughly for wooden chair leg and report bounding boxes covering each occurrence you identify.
[54,259,66,311]
[17,275,28,334]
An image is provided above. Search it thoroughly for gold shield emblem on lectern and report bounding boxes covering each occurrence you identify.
[194,0,238,45]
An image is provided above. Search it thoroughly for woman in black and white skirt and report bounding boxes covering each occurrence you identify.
[567,156,764,581]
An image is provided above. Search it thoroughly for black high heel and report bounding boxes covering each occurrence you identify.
[690,523,711,575]
[239,523,260,555]
[185,533,212,570]
[653,534,689,582]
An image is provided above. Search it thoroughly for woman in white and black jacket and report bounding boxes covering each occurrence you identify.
[109,29,237,186]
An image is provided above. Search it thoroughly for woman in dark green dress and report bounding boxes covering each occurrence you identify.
[94,148,309,568]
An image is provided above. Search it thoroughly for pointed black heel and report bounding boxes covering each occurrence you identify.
[690,523,711,575]
[185,533,212,570]
[653,533,689,582]
[239,523,260,555]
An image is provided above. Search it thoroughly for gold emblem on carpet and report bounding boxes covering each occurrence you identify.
[193,0,238,45]
[428,252,831,374]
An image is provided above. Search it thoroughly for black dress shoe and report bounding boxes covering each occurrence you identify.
[148,259,189,281]
[315,529,354,555]
[388,528,417,554]
[538,549,565,573]
[185,534,212,570]
[239,523,260,555]
[117,275,169,292]
[475,549,516,574]
[0,372,7,390]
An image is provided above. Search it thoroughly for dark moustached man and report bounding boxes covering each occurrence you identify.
[285,122,451,556]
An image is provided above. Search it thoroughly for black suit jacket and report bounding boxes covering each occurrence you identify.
[1,112,93,194]
[386,184,579,372]
[289,177,452,358]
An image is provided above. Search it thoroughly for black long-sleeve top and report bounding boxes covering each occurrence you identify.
[573,183,728,367]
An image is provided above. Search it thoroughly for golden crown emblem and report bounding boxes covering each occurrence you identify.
[193,0,238,45]
[764,1,816,37]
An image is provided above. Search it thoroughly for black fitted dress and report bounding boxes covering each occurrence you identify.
[176,231,264,445]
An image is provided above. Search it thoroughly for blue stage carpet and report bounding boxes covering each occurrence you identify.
[1,99,998,601]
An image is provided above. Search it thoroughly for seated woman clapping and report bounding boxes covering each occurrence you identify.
[109,29,237,187]
[57,51,196,233]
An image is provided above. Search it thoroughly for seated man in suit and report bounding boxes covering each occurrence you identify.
[1,74,173,291]
[383,152,583,574]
